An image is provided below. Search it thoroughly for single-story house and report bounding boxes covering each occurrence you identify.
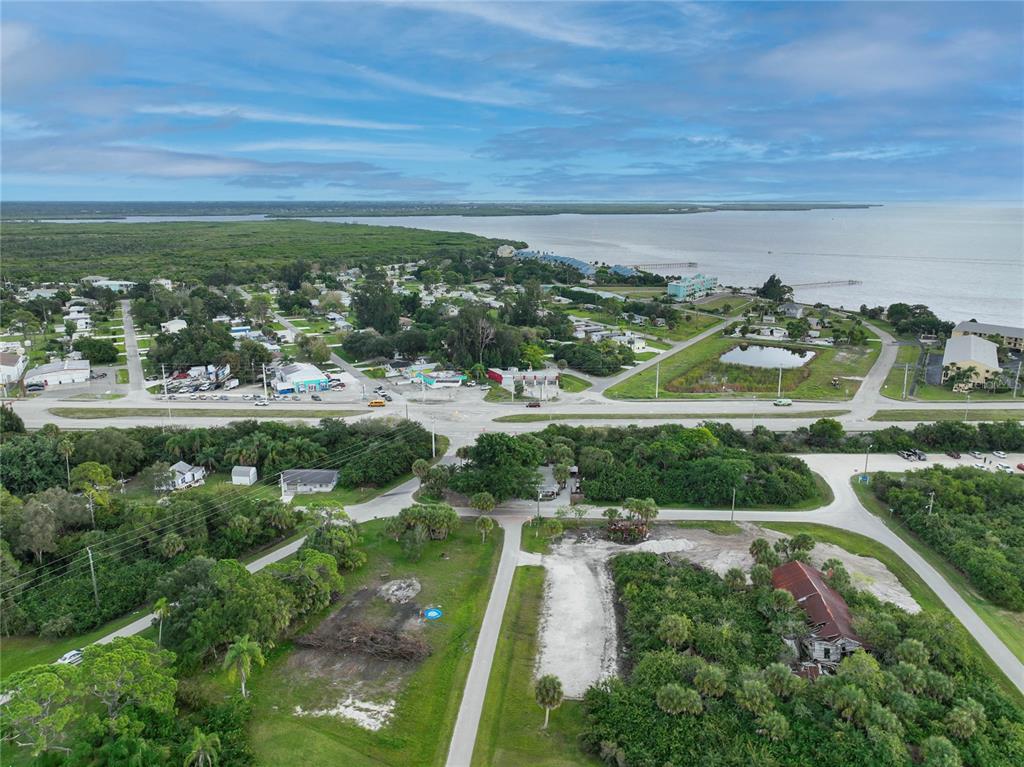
[92,279,137,293]
[160,319,188,334]
[772,561,862,666]
[941,335,1001,387]
[62,311,92,332]
[609,333,647,353]
[273,363,331,394]
[162,461,207,491]
[24,358,91,387]
[231,466,258,486]
[780,303,805,319]
[0,353,27,385]
[280,469,338,495]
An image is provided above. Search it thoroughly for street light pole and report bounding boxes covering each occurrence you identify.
[776,366,783,398]
[963,393,970,422]
[655,361,660,399]
[731,487,736,523]
[864,443,874,476]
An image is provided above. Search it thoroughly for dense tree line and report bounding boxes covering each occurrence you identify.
[536,424,820,507]
[582,549,1024,767]
[0,419,432,637]
[553,340,635,376]
[871,467,1024,611]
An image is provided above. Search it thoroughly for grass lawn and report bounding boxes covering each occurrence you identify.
[913,383,1019,402]
[851,480,1024,666]
[471,566,598,767]
[693,295,753,315]
[870,408,1023,422]
[493,409,850,424]
[763,519,1024,708]
[48,407,364,419]
[249,518,503,767]
[364,367,386,379]
[598,285,666,299]
[484,384,512,402]
[606,332,879,401]
[0,607,152,681]
[115,368,129,384]
[880,344,921,400]
[644,338,672,351]
[557,373,592,393]
[63,392,126,401]
[633,351,658,362]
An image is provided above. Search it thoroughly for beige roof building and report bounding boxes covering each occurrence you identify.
[941,334,1001,387]
[953,321,1024,351]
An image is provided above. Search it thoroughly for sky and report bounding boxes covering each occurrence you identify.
[2,1,1022,202]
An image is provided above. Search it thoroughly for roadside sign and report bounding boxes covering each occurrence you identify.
[424,608,443,621]
[859,474,870,484]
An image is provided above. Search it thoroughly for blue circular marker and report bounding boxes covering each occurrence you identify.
[424,608,443,621]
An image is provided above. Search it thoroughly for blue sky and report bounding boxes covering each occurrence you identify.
[2,1,1021,202]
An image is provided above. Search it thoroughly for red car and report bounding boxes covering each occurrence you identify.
[1017,463,1024,472]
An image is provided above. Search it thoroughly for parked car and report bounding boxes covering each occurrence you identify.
[993,450,1008,459]
[383,393,392,401]
[311,393,322,401]
[526,401,541,408]
[969,450,982,459]
[996,463,1013,473]
[56,650,83,666]
[946,451,961,459]
[912,449,927,461]
[168,394,177,400]
[897,450,912,460]
[241,393,251,400]
[1017,463,1024,472]
[189,393,198,400]
[973,462,988,471]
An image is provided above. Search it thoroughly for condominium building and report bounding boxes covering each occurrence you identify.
[952,321,1024,352]
[667,273,719,301]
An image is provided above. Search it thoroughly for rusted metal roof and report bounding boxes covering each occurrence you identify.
[772,560,860,643]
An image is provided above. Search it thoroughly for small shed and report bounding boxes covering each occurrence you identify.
[231,466,257,486]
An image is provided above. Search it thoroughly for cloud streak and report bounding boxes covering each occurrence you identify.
[137,103,418,131]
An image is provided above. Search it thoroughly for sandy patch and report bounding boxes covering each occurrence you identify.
[294,696,395,731]
[529,523,918,699]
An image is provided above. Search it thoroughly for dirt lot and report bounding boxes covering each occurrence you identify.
[524,523,919,698]
[280,577,430,731]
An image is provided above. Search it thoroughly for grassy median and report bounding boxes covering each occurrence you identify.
[870,408,1023,422]
[48,407,364,419]
[493,409,849,423]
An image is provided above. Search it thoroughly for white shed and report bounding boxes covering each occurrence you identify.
[231,466,257,486]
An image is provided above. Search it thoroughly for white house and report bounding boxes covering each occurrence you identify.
[160,319,188,334]
[24,359,91,387]
[280,469,338,496]
[0,353,27,385]
[231,466,258,486]
[162,461,207,491]
[609,333,647,353]
[63,306,92,332]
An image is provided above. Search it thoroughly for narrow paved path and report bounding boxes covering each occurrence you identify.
[446,515,525,767]
[119,300,144,391]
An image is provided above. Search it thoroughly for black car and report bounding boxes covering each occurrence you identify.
[946,451,961,459]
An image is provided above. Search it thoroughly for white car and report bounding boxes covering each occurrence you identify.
[969,451,982,459]
[241,393,251,400]
[254,400,269,407]
[973,462,988,471]
[56,649,83,665]
[993,450,1008,459]
[996,463,1013,473]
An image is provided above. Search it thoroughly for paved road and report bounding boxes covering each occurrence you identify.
[119,300,145,392]
[445,516,525,767]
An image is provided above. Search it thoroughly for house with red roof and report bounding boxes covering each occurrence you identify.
[772,560,862,666]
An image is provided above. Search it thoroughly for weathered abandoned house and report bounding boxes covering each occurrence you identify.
[772,560,862,667]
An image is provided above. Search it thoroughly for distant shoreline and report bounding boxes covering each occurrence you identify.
[1,201,879,221]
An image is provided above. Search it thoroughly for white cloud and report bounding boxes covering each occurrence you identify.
[136,103,418,131]
[234,138,469,161]
[343,63,536,108]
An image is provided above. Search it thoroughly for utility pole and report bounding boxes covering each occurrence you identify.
[731,487,736,523]
[901,363,910,400]
[262,363,269,400]
[655,361,660,399]
[963,392,970,423]
[1013,360,1022,399]
[431,417,436,458]
[927,491,935,516]
[776,366,783,398]
[87,547,100,609]
[751,395,756,433]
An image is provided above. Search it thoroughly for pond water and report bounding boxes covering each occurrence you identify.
[719,344,815,369]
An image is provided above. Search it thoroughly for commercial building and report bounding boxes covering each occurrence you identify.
[273,363,331,394]
[0,353,27,385]
[487,367,560,400]
[772,561,862,667]
[280,469,338,496]
[940,335,1002,387]
[952,321,1024,352]
[24,358,91,387]
[667,273,719,301]
[413,370,466,388]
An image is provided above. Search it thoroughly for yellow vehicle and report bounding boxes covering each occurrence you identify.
[368,399,387,407]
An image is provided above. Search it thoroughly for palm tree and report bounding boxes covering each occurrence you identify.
[476,515,494,543]
[153,597,171,646]
[657,613,693,650]
[535,674,563,729]
[57,438,74,488]
[657,683,702,715]
[183,727,221,767]
[222,634,265,699]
